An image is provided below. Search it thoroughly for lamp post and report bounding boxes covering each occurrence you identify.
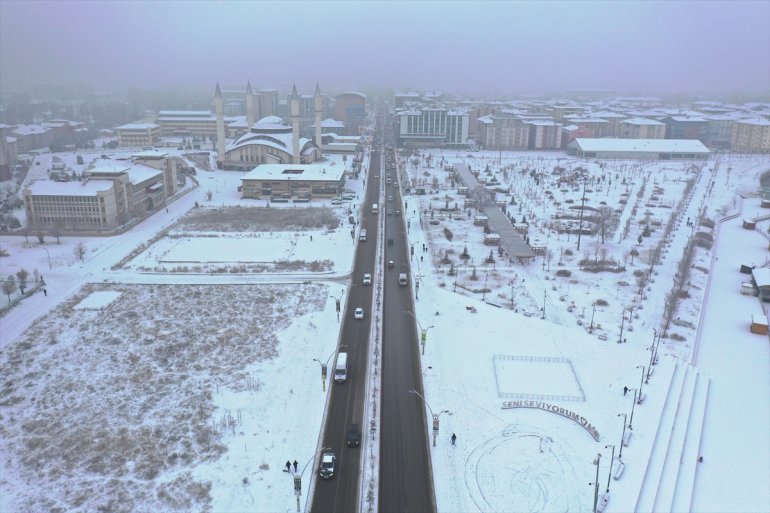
[617,413,627,459]
[330,288,346,322]
[628,388,638,429]
[409,389,451,447]
[406,310,434,355]
[637,364,646,396]
[590,301,596,332]
[618,307,626,343]
[542,289,546,319]
[591,452,602,513]
[648,329,658,378]
[313,345,346,391]
[604,444,616,493]
[45,248,52,270]
[509,279,515,310]
[653,331,662,365]
[482,271,489,301]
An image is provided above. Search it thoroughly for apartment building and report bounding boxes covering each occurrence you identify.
[396,108,469,147]
[619,118,667,139]
[731,117,770,153]
[477,114,529,149]
[526,119,562,149]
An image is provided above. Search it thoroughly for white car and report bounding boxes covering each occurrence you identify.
[363,273,372,285]
[354,307,365,320]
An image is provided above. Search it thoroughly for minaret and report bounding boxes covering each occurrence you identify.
[290,83,301,164]
[214,83,226,163]
[313,82,323,151]
[246,81,255,133]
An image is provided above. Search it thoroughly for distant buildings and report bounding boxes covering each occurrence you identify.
[115,123,160,147]
[731,117,770,153]
[396,107,469,148]
[334,92,367,135]
[619,118,667,139]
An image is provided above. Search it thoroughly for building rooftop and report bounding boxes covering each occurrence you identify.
[622,117,665,126]
[242,163,345,183]
[116,123,159,130]
[27,179,114,196]
[573,138,710,154]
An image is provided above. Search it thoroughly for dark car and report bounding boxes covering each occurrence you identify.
[319,451,336,479]
[346,424,361,448]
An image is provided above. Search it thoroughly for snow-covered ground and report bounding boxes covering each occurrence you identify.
[0,145,768,513]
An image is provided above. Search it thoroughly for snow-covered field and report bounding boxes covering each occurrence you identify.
[1,144,768,513]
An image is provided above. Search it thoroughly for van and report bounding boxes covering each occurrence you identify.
[372,203,379,215]
[334,352,348,383]
[359,229,367,241]
[398,273,408,286]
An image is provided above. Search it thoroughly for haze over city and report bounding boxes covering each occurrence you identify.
[1,0,769,97]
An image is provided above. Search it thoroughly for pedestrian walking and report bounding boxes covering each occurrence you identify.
[310,235,313,241]
[43,288,47,296]
[623,386,628,396]
[285,461,291,473]
[451,433,457,445]
[293,460,298,473]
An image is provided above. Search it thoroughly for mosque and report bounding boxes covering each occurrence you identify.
[215,82,323,170]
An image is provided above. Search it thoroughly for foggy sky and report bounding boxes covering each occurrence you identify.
[1,0,769,97]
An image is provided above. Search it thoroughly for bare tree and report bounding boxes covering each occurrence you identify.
[15,269,29,289]
[2,276,17,303]
[636,270,650,296]
[596,206,620,244]
[74,242,87,262]
[629,248,639,265]
[206,190,214,201]
[545,248,554,271]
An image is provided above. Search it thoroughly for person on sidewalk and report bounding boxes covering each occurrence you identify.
[451,433,457,445]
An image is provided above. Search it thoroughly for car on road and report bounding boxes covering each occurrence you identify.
[354,307,365,319]
[388,195,393,201]
[388,260,394,268]
[347,424,361,448]
[387,209,393,215]
[363,273,372,285]
[396,210,401,216]
[319,451,336,479]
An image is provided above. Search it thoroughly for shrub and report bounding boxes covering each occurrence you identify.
[564,249,574,256]
[595,299,609,306]
[443,227,453,241]
[555,270,571,277]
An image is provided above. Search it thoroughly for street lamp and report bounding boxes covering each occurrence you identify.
[647,329,658,377]
[637,364,646,397]
[628,387,638,429]
[405,310,434,355]
[618,307,626,343]
[313,345,346,391]
[509,279,515,310]
[482,271,489,301]
[617,413,627,459]
[330,288,346,322]
[409,389,451,447]
[591,452,602,513]
[590,301,596,332]
[604,444,616,493]
[542,289,546,319]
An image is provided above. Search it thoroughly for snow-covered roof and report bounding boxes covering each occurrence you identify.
[256,116,284,126]
[116,123,159,130]
[573,138,710,154]
[622,117,665,126]
[132,150,168,159]
[27,179,114,196]
[128,163,163,184]
[735,117,770,126]
[668,116,707,122]
[88,165,131,175]
[11,125,49,136]
[526,119,561,126]
[242,163,345,183]
[337,91,367,99]
[752,268,770,288]
[158,110,213,117]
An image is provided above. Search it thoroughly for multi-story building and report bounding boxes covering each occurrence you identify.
[334,92,367,135]
[477,113,529,149]
[731,117,770,153]
[259,90,279,118]
[526,119,562,149]
[157,111,217,137]
[9,124,53,151]
[23,153,178,230]
[396,108,469,147]
[618,118,667,139]
[115,123,160,147]
[662,116,709,143]
[702,114,738,150]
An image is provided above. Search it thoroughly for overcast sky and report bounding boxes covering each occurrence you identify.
[1,0,769,97]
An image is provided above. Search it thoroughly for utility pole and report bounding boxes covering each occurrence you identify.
[576,177,588,251]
